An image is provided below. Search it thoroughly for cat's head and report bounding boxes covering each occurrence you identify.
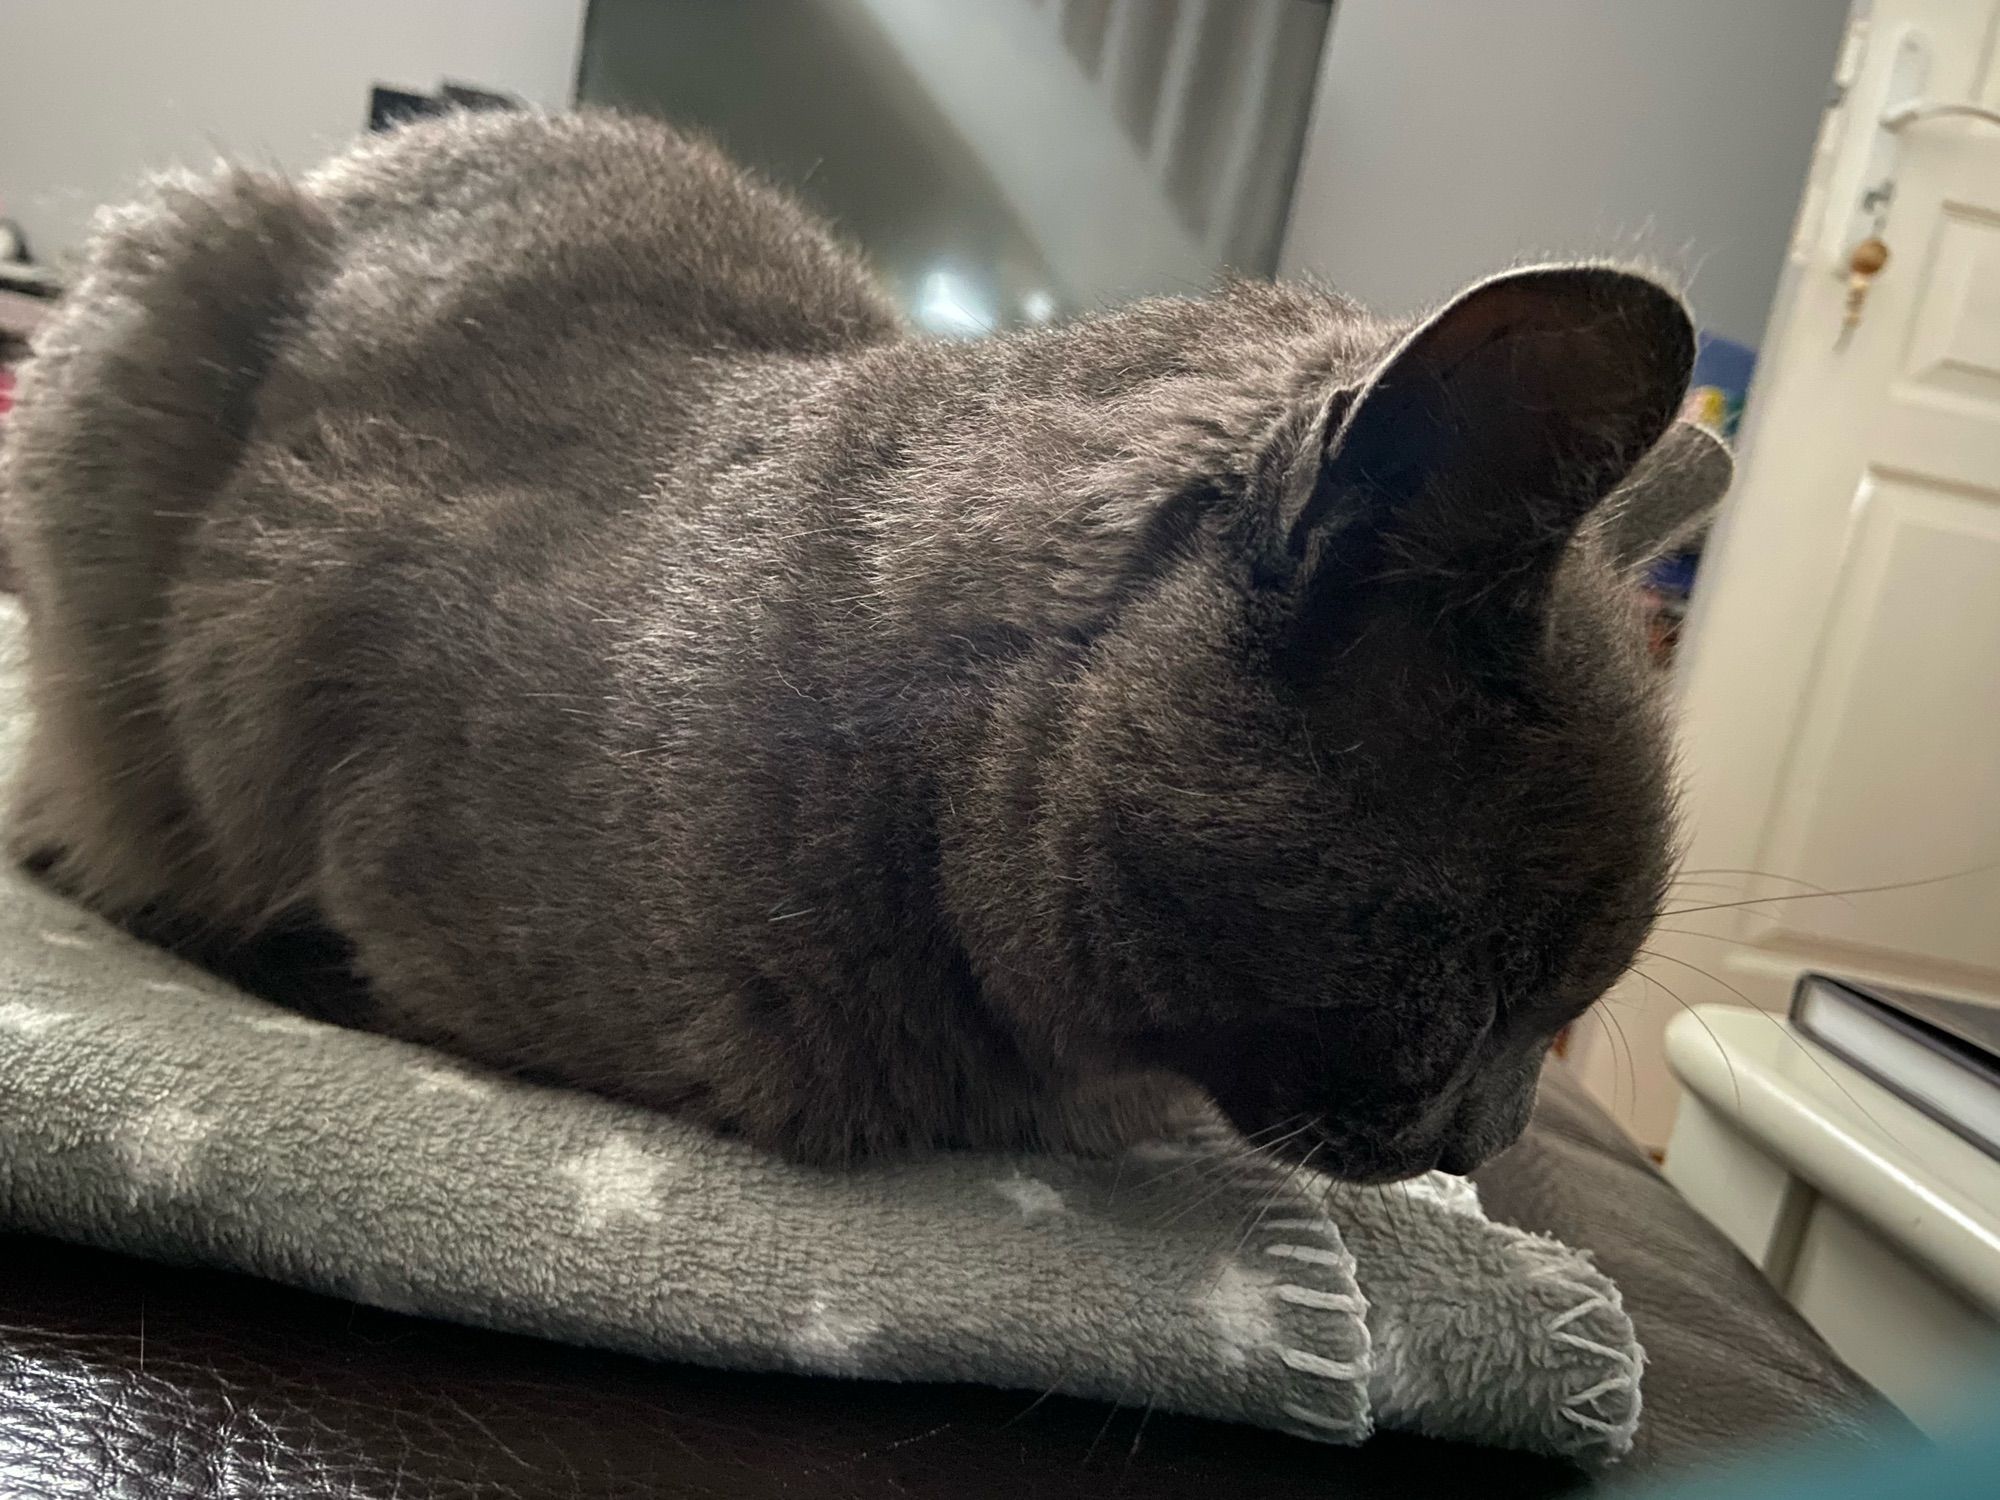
[967,266,1731,1181]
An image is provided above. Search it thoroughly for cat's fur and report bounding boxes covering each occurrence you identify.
[1,111,1728,1175]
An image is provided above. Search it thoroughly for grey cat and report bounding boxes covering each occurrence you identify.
[1,111,1728,1174]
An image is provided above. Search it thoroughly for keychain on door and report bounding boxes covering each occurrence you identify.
[1837,232,1890,346]
[1827,19,2000,347]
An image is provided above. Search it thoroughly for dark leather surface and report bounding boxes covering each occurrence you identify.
[0,1071,1897,1500]
[0,1236,1582,1500]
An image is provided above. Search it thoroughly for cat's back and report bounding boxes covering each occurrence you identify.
[295,109,902,369]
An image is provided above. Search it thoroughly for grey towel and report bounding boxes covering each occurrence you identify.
[0,603,1640,1460]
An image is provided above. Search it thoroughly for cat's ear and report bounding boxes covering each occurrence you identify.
[1591,420,1734,570]
[1287,265,1695,589]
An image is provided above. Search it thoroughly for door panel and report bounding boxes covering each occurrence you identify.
[1757,473,2000,972]
[1898,203,2000,412]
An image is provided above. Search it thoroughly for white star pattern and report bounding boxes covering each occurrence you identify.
[1202,1262,1281,1370]
[115,1101,215,1198]
[789,1294,882,1371]
[561,1133,671,1230]
[0,998,71,1036]
[238,1011,324,1036]
[989,1173,1066,1220]
[408,1060,500,1100]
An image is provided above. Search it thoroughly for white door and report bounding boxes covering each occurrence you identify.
[1572,0,2000,1148]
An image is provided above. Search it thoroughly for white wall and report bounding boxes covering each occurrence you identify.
[0,0,586,264]
[1280,0,1851,347]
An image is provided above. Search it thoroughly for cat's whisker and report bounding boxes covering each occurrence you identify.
[1609,1006,1639,1122]
[1634,946,1758,1006]
[1647,924,1769,943]
[1673,867,1857,901]
[1661,862,1998,919]
[1121,1391,1160,1477]
[1149,1120,1316,1230]
[1662,879,1753,898]
[1136,1146,1276,1201]
[1150,1166,1267,1232]
[1230,1139,1322,1266]
[1584,1005,1631,1121]
[1628,966,1741,1114]
[1197,1154,1297,1285]
[1573,861,2000,939]
[1128,1114,1306,1190]
[1079,1391,1126,1469]
[1633,948,1904,1144]
[1152,1128,1304,1208]
[1385,1177,1415,1260]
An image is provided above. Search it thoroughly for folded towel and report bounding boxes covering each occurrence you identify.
[0,602,1640,1460]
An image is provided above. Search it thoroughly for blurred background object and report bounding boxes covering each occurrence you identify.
[1278,1,1846,350]
[578,0,1332,332]
[0,1,1849,345]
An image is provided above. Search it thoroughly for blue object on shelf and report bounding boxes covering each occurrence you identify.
[1692,332,1757,400]
[1647,550,1701,598]
[1688,332,1758,439]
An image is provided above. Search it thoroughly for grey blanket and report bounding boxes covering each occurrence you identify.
[0,602,1640,1461]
